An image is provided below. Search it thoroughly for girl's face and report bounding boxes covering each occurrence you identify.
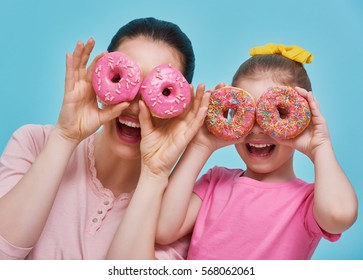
[234,75,296,182]
[101,36,184,159]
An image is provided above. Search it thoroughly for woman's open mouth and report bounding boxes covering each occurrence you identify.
[246,143,275,157]
[116,116,141,143]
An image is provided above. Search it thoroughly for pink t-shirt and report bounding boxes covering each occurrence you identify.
[0,124,189,260]
[187,166,340,260]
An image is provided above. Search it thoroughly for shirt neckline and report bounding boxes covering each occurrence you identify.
[87,135,132,201]
[234,168,305,189]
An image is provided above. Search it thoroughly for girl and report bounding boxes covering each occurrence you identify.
[156,43,358,259]
[0,17,210,260]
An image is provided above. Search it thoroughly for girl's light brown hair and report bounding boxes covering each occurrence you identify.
[232,54,312,91]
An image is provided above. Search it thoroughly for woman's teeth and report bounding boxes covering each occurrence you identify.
[118,118,140,128]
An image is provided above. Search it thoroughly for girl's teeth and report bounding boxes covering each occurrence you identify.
[249,143,272,148]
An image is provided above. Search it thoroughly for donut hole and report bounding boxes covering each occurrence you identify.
[111,73,122,83]
[162,88,171,96]
[277,106,289,119]
[223,108,236,121]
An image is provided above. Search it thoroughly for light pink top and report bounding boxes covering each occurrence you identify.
[187,166,340,260]
[0,124,189,260]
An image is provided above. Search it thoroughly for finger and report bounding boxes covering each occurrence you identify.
[305,92,328,129]
[79,38,95,79]
[305,92,319,114]
[189,83,204,115]
[215,82,229,89]
[98,102,130,125]
[64,53,75,94]
[138,100,154,137]
[72,40,84,67]
[72,41,84,81]
[195,90,211,122]
[184,91,211,140]
[294,86,309,98]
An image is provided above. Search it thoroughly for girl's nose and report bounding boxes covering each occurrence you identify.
[249,121,264,135]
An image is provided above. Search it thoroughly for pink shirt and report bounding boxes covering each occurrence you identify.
[187,166,340,260]
[0,124,189,260]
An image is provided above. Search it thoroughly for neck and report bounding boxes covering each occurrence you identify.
[93,134,141,197]
[244,157,296,183]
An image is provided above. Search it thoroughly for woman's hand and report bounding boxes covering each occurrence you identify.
[56,39,129,144]
[277,87,331,161]
[138,84,211,177]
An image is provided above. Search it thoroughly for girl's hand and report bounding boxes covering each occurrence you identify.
[56,39,129,144]
[277,87,331,161]
[138,84,211,177]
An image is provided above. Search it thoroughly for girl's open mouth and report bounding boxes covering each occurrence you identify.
[246,143,275,157]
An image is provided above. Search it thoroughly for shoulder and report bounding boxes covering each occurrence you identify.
[207,165,243,179]
[207,165,242,174]
[13,124,54,139]
[196,166,242,187]
[8,124,54,153]
[1,124,54,161]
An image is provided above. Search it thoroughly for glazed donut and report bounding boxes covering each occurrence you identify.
[205,87,256,140]
[139,64,191,118]
[256,86,311,139]
[92,52,141,105]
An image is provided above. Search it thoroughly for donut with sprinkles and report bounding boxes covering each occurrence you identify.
[205,87,256,140]
[140,64,191,118]
[256,86,311,139]
[92,52,142,105]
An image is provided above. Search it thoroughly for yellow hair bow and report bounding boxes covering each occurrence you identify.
[249,43,314,64]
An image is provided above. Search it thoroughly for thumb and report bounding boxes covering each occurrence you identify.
[99,102,130,125]
[138,100,154,137]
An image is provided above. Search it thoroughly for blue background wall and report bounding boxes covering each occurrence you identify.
[0,0,362,259]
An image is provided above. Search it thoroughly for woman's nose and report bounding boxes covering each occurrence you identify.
[128,92,142,115]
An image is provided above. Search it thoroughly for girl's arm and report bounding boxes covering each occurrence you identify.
[155,133,214,244]
[282,88,358,234]
[106,85,211,259]
[156,84,241,244]
[0,39,128,248]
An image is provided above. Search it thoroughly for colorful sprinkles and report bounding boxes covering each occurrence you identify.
[206,87,256,140]
[256,86,311,139]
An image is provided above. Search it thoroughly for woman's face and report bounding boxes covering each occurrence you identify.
[101,36,184,160]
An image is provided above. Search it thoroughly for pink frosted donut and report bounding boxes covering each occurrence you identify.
[256,86,311,139]
[140,64,191,118]
[205,87,256,140]
[92,52,141,105]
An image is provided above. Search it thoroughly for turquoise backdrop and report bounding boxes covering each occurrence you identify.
[0,0,362,259]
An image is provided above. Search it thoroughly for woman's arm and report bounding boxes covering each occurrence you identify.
[155,136,214,244]
[0,128,77,248]
[0,39,128,248]
[106,85,211,259]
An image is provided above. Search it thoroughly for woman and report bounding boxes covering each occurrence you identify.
[0,17,209,260]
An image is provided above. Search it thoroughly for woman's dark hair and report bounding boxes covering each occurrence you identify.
[107,17,195,83]
[232,54,312,91]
